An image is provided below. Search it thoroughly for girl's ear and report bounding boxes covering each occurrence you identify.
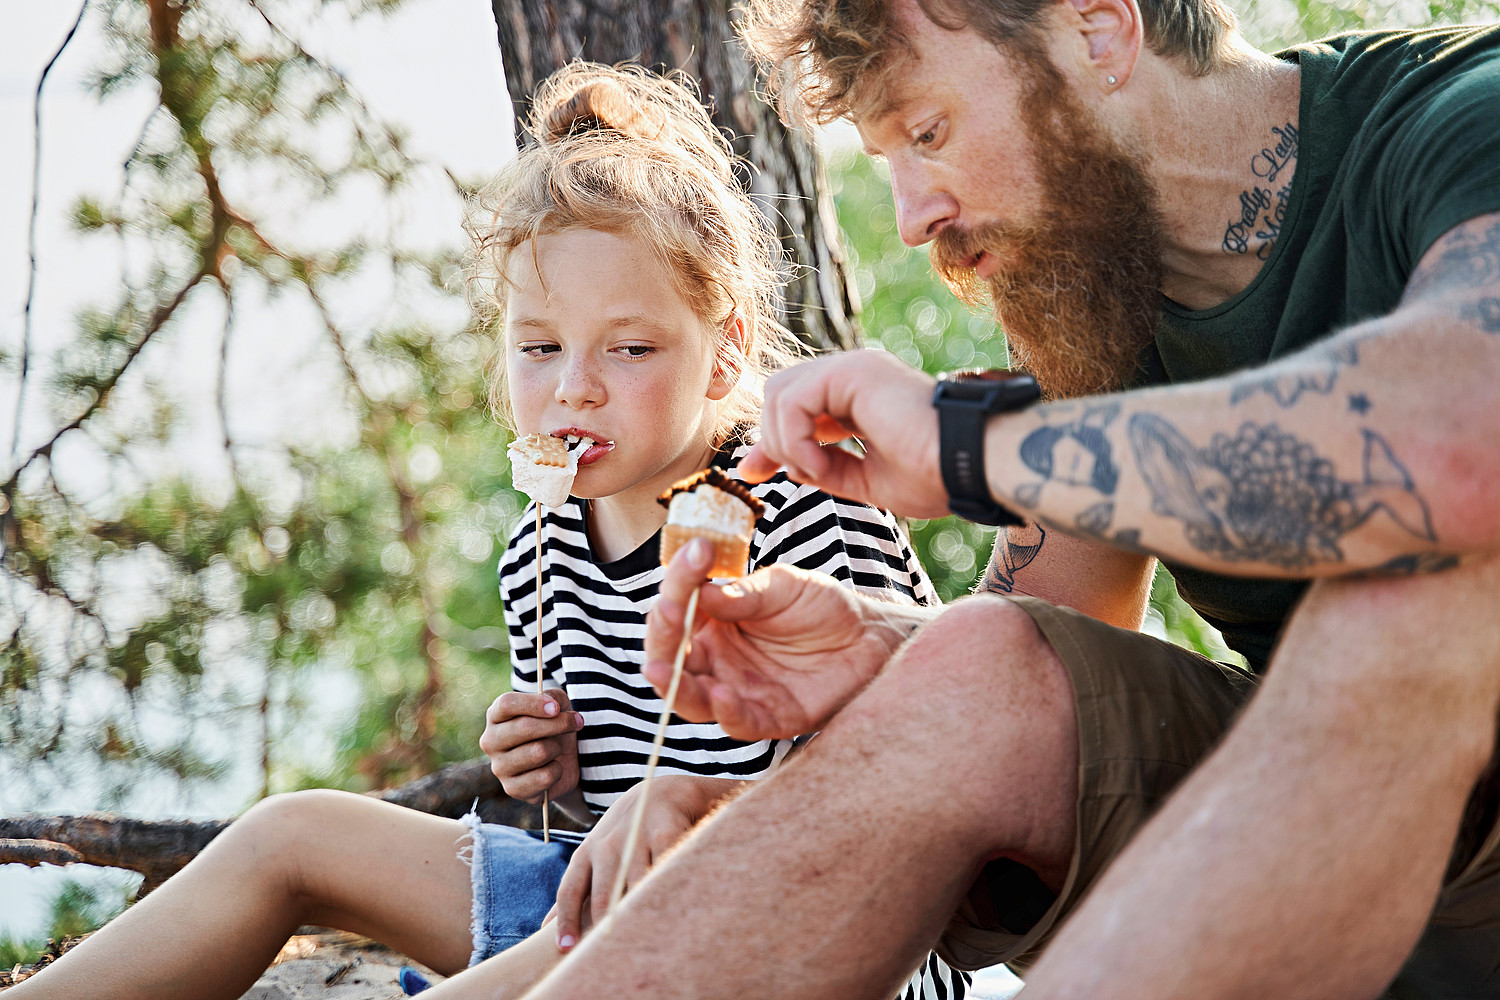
[707,311,748,401]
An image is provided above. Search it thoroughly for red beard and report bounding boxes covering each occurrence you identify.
[930,53,1164,400]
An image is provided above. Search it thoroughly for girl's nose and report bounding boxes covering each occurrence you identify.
[554,355,604,408]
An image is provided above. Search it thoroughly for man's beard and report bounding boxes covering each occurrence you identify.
[930,52,1164,400]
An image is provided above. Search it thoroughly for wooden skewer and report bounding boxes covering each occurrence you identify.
[607,586,700,916]
[536,503,550,845]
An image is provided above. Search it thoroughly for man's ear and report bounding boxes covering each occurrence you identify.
[1062,0,1143,92]
[708,311,748,401]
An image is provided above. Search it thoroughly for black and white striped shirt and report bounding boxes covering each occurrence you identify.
[499,443,968,1000]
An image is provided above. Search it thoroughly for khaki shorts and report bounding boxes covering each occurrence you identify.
[936,596,1500,999]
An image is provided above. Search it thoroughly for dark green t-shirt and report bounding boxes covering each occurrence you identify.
[1147,25,1500,671]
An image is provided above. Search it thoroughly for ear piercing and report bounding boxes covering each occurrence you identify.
[1107,74,1118,86]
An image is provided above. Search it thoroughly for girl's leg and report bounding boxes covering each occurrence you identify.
[8,789,475,1000]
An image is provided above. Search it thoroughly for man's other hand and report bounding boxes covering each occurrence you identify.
[643,538,925,740]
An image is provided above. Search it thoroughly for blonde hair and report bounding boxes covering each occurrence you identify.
[468,62,803,446]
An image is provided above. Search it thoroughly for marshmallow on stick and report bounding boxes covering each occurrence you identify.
[506,432,590,842]
[507,432,589,509]
[607,467,763,916]
[656,467,766,577]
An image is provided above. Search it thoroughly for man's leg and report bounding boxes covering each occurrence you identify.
[1021,551,1500,1000]
[522,594,1082,1000]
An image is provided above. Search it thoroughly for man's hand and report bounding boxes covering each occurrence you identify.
[738,350,948,519]
[548,775,745,950]
[479,689,583,803]
[644,538,931,740]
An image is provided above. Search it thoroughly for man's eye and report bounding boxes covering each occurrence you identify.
[916,129,936,145]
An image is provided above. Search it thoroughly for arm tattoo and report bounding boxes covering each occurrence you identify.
[1016,402,1121,506]
[1127,413,1436,570]
[1351,553,1461,577]
[979,523,1046,595]
[1403,217,1500,301]
[1229,343,1359,407]
[1223,123,1298,259]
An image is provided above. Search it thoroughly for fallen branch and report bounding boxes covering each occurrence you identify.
[0,758,585,895]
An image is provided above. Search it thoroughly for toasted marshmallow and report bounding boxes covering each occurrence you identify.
[656,469,764,578]
[509,433,590,508]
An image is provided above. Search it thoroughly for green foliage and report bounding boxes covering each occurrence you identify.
[0,877,132,968]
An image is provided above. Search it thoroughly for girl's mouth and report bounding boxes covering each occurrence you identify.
[577,441,614,466]
[556,431,614,467]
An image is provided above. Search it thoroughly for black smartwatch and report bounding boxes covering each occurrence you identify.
[931,369,1040,526]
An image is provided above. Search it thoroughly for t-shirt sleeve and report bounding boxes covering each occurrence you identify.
[497,503,539,691]
[748,473,938,607]
[1370,52,1500,272]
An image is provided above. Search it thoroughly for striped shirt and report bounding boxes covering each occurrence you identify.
[499,442,968,1000]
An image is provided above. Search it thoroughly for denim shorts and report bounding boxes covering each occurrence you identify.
[459,813,586,966]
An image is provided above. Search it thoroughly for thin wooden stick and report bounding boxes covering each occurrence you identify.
[607,586,700,916]
[536,503,550,844]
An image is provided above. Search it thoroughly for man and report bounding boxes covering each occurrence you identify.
[511,0,1500,996]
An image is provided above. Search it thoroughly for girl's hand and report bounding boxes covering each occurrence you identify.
[549,775,746,950]
[479,689,583,802]
[643,539,936,741]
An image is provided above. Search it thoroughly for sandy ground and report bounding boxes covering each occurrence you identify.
[240,930,444,1000]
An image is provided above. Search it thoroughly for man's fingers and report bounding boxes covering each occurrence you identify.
[553,848,591,950]
[643,657,716,721]
[589,841,622,929]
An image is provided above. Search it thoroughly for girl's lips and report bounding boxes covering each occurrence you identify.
[577,441,614,466]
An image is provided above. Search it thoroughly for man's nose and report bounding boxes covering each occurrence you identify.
[555,356,603,407]
[892,166,957,248]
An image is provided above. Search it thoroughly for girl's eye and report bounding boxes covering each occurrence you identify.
[616,345,655,358]
[518,343,559,357]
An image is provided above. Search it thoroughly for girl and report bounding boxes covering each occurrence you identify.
[8,63,967,1000]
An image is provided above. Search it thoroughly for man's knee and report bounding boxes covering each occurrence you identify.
[889,593,1066,699]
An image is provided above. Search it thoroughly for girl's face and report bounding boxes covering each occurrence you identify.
[503,228,733,509]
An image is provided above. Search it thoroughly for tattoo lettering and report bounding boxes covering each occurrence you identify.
[980,523,1046,595]
[1223,123,1298,259]
[1229,343,1360,407]
[1018,403,1121,502]
[1251,123,1299,184]
[1127,414,1436,570]
[1223,186,1272,255]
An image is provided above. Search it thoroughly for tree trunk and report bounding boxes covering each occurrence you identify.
[492,0,861,354]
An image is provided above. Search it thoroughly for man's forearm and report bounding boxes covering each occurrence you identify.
[985,308,1500,579]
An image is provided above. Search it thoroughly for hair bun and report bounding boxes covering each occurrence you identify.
[537,74,668,145]
[528,62,733,181]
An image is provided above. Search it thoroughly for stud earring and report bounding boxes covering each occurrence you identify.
[1107,74,1118,86]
